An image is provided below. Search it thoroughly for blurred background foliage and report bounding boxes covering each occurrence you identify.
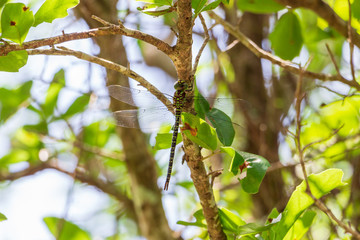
[0,0,360,239]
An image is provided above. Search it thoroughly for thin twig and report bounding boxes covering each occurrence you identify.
[201,150,220,161]
[325,43,342,77]
[294,63,360,239]
[192,13,209,75]
[27,47,175,115]
[208,11,360,90]
[0,18,174,57]
[347,0,357,84]
[302,125,343,152]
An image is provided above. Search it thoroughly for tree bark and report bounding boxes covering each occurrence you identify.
[225,10,287,217]
[74,1,176,239]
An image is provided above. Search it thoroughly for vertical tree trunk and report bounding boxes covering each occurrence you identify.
[225,10,287,217]
[74,1,176,239]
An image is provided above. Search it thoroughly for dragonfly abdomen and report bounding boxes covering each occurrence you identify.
[163,108,182,191]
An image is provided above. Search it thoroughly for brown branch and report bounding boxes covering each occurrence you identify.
[347,0,356,83]
[0,161,137,220]
[192,13,209,75]
[27,47,174,114]
[273,0,360,49]
[176,1,226,239]
[0,21,174,57]
[208,11,360,91]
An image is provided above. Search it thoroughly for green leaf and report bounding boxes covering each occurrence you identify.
[43,69,65,117]
[237,222,275,235]
[1,148,30,164]
[43,217,91,240]
[0,81,32,122]
[220,146,244,175]
[194,84,210,120]
[0,212,7,221]
[34,0,79,27]
[177,209,207,228]
[1,3,34,44]
[23,121,49,135]
[283,210,316,240]
[273,169,346,240]
[136,0,172,5]
[269,11,303,60]
[0,50,28,72]
[218,207,246,233]
[201,0,222,12]
[206,108,235,146]
[83,121,114,147]
[266,208,280,224]
[0,0,9,9]
[182,112,217,150]
[192,0,207,17]
[138,5,173,16]
[221,147,270,194]
[237,0,284,13]
[154,132,182,150]
[352,0,360,21]
[62,94,90,119]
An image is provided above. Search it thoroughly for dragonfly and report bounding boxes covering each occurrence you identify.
[108,81,244,190]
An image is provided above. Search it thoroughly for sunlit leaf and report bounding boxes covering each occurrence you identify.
[0,0,9,9]
[201,0,222,12]
[219,207,246,233]
[34,0,79,26]
[177,209,207,228]
[62,94,90,119]
[283,210,316,240]
[273,169,346,240]
[136,0,172,5]
[182,112,217,150]
[154,132,182,150]
[43,69,65,117]
[237,0,284,13]
[221,147,270,194]
[269,11,303,60]
[352,0,360,21]
[0,81,32,122]
[44,217,91,240]
[0,212,7,221]
[0,3,34,44]
[0,50,28,72]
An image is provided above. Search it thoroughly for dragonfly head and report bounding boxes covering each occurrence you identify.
[174,80,188,91]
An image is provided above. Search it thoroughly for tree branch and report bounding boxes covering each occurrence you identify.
[208,11,360,91]
[0,162,137,221]
[175,1,226,239]
[0,20,174,57]
[27,47,174,114]
[294,66,360,239]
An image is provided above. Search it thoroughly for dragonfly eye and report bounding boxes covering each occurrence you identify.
[174,80,188,91]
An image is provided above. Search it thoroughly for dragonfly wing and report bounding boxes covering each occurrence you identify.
[108,85,173,109]
[108,85,141,107]
[113,108,175,132]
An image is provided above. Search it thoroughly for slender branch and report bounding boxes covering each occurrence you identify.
[208,11,360,90]
[192,13,209,75]
[27,47,174,114]
[325,44,341,77]
[0,20,174,57]
[347,0,356,83]
[294,65,360,239]
[0,161,137,220]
